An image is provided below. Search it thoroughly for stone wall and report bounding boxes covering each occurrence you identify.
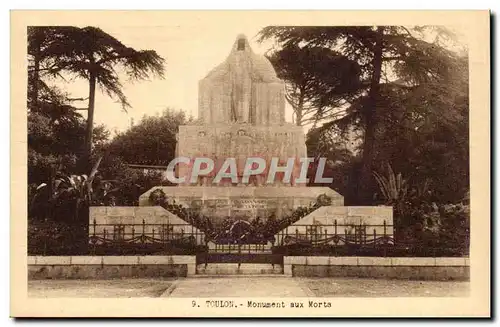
[274,206,393,245]
[28,255,196,279]
[28,255,470,280]
[89,206,205,244]
[284,256,470,281]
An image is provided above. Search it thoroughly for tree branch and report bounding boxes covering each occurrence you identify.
[67,97,89,102]
[401,26,414,38]
[96,54,129,65]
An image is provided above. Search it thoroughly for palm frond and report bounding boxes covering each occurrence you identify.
[36,183,47,191]
[88,156,102,182]
[373,170,390,200]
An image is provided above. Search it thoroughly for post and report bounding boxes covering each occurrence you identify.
[383,220,387,257]
[238,242,241,269]
[359,223,362,245]
[363,223,366,244]
[205,237,208,268]
[91,219,97,255]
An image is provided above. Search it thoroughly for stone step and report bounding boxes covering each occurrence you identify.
[196,263,284,275]
[189,274,287,278]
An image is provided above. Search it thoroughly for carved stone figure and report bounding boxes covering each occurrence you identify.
[198,34,286,125]
[176,34,308,188]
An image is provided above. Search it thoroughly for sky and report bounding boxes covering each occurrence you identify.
[55,23,293,135]
[52,23,468,136]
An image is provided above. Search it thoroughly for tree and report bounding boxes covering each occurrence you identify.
[88,108,192,206]
[28,26,166,171]
[259,26,466,204]
[27,83,110,185]
[305,125,360,203]
[370,52,468,204]
[266,45,361,126]
[96,156,169,206]
[106,108,192,166]
[27,38,112,222]
[28,26,75,108]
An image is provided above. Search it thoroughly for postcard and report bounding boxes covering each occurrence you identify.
[11,10,490,318]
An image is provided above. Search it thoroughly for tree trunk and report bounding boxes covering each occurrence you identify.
[83,72,96,172]
[32,44,41,108]
[295,89,305,126]
[359,27,384,204]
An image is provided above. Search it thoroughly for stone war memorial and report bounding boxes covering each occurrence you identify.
[87,35,395,275]
[139,34,345,223]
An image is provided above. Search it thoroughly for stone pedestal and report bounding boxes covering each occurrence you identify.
[139,186,343,224]
[174,123,308,186]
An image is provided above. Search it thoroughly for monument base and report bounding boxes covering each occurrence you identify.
[174,122,309,187]
[139,186,343,224]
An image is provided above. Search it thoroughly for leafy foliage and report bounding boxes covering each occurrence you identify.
[266,45,361,126]
[261,26,469,246]
[106,108,192,166]
[149,188,167,206]
[27,85,110,185]
[373,163,408,208]
[93,155,169,206]
[259,26,468,205]
[28,155,108,258]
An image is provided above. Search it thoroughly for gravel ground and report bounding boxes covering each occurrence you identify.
[28,277,470,298]
[28,278,175,298]
[300,278,470,297]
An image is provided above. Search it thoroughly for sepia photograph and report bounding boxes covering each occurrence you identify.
[10,10,490,317]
